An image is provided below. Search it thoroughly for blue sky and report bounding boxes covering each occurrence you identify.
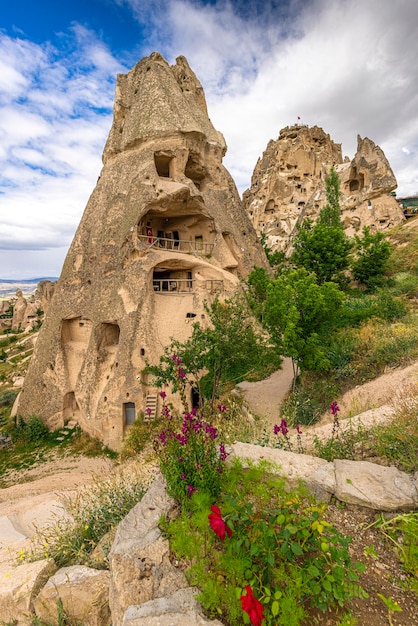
[1,0,418,279]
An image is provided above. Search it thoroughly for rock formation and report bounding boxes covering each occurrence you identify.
[243,125,405,253]
[17,53,267,450]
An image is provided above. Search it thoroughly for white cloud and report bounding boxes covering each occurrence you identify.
[2,0,418,278]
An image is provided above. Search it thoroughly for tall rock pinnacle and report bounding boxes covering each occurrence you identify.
[17,53,267,450]
[243,124,404,253]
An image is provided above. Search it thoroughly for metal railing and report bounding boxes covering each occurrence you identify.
[152,279,224,294]
[153,279,194,293]
[138,234,213,255]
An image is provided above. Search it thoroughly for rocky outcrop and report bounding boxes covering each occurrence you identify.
[18,52,268,450]
[33,565,110,626]
[230,442,418,510]
[10,280,54,332]
[243,125,405,253]
[108,476,187,625]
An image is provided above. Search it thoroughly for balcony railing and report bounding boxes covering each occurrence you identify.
[139,234,214,255]
[152,279,224,294]
[153,279,194,293]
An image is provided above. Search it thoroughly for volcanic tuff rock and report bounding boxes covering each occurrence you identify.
[243,124,404,253]
[17,52,268,450]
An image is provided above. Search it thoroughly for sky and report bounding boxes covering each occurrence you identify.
[1,0,418,279]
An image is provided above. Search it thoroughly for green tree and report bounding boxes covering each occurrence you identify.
[147,294,282,404]
[319,167,343,227]
[264,268,345,386]
[246,266,272,321]
[291,168,352,284]
[351,226,392,289]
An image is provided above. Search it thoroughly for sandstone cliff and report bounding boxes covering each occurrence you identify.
[243,125,404,253]
[17,53,268,450]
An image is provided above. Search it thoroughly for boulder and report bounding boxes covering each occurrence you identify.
[109,475,187,626]
[334,459,418,511]
[122,587,224,625]
[33,565,110,626]
[231,441,336,502]
[0,559,55,625]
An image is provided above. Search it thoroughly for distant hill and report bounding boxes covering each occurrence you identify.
[0,278,58,299]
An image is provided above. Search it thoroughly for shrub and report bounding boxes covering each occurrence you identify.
[163,461,367,626]
[351,226,392,289]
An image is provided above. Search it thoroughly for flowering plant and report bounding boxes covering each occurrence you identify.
[154,357,228,506]
[208,505,232,541]
[240,586,265,626]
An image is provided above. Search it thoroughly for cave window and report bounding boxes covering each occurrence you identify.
[349,180,360,192]
[154,154,173,178]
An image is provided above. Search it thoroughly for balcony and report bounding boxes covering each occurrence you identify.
[153,278,194,293]
[138,234,214,256]
[152,278,223,294]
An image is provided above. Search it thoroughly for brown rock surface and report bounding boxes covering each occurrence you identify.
[243,125,404,253]
[18,52,267,450]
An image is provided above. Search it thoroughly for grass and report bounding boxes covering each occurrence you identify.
[0,424,117,488]
[22,466,149,568]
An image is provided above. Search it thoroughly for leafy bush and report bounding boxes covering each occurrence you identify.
[0,389,17,407]
[351,226,392,289]
[155,389,227,507]
[373,289,407,321]
[163,461,367,626]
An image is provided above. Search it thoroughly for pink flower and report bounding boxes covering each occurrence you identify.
[330,401,340,416]
[208,505,232,541]
[296,425,303,434]
[145,407,152,416]
[160,391,166,399]
[177,367,186,379]
[217,404,227,413]
[240,586,265,626]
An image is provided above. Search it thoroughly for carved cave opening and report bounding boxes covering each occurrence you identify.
[63,391,81,423]
[154,153,174,178]
[124,402,136,426]
[96,322,120,351]
[138,207,214,255]
[185,152,206,190]
[61,317,92,345]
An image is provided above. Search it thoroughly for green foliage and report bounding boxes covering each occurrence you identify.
[163,461,367,626]
[24,469,147,568]
[260,233,286,269]
[264,268,345,378]
[11,414,49,443]
[120,412,164,459]
[291,168,352,285]
[155,392,226,507]
[0,389,17,407]
[351,226,392,289]
[375,513,418,593]
[292,221,352,285]
[319,167,343,227]
[246,266,271,321]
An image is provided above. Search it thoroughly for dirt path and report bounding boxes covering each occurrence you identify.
[237,357,294,424]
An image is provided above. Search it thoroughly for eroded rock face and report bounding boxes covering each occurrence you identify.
[18,52,267,450]
[243,125,404,253]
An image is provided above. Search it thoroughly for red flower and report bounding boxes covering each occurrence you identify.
[208,505,232,541]
[240,586,265,626]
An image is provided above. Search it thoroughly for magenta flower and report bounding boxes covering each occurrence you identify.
[177,367,186,379]
[330,401,340,416]
[217,404,227,413]
[296,425,303,434]
[187,484,196,496]
[145,407,152,416]
[181,473,186,480]
[160,391,166,399]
